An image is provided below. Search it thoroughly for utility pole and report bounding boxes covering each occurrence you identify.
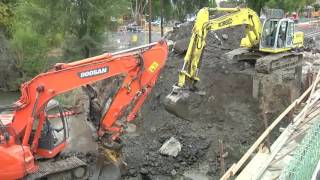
[160,0,164,37]
[148,0,152,43]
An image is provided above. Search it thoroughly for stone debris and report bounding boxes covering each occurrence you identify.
[81,20,320,180]
[173,38,190,54]
[221,34,229,40]
[159,137,182,157]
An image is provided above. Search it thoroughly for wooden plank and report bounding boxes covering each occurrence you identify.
[301,70,320,121]
[219,140,226,175]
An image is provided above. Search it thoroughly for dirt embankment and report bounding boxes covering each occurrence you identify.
[118,23,303,180]
[70,21,320,180]
[44,23,320,179]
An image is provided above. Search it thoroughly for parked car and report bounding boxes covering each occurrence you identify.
[184,14,196,22]
[127,23,142,32]
[151,19,161,26]
[173,22,182,30]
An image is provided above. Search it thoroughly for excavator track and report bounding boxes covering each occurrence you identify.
[255,52,303,73]
[225,48,303,74]
[24,156,87,180]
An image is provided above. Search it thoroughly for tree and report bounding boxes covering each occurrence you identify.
[170,0,216,21]
[150,0,173,21]
[131,0,148,25]
[245,0,314,13]
[10,0,129,80]
[63,0,129,59]
[246,0,265,13]
[0,1,17,36]
[306,0,316,5]
[314,3,320,11]
[130,0,216,24]
[10,0,63,78]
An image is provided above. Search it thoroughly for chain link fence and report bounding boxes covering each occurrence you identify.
[280,119,320,180]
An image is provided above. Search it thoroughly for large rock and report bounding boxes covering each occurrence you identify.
[173,38,190,54]
[0,32,21,92]
[159,137,182,157]
[166,22,193,41]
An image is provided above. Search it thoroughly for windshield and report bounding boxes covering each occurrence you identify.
[261,19,279,48]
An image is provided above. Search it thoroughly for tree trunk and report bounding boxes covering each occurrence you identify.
[132,0,146,25]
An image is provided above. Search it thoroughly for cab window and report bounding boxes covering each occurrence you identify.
[261,19,279,48]
[286,22,294,47]
[277,21,287,48]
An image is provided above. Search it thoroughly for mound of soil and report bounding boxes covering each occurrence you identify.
[84,21,306,180]
[120,25,266,180]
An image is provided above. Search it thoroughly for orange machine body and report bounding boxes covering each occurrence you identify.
[0,41,168,179]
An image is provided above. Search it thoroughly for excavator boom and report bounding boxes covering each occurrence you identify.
[177,7,262,89]
[0,41,168,179]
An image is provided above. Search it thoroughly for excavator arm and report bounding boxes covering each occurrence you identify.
[165,7,262,118]
[179,7,261,88]
[0,41,168,179]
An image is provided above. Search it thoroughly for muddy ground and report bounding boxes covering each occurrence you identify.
[118,23,308,179]
[120,26,260,180]
[56,22,320,180]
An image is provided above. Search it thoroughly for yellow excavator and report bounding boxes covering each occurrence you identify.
[164,7,304,118]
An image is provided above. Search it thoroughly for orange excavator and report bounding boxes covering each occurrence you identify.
[0,41,168,179]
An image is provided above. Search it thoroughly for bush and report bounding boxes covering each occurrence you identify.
[0,2,14,36]
[10,27,48,79]
[314,4,320,11]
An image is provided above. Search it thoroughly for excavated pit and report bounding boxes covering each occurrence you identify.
[117,25,303,180]
[1,17,319,180]
[64,22,320,179]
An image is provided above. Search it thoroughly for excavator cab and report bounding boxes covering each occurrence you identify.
[29,100,69,157]
[260,18,295,52]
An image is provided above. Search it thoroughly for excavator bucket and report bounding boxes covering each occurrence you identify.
[164,90,191,119]
[164,87,204,120]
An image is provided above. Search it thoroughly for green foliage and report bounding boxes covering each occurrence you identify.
[170,0,216,21]
[131,0,147,24]
[131,0,216,23]
[314,4,320,11]
[9,0,129,81]
[245,0,316,13]
[267,0,306,12]
[150,0,173,20]
[306,0,317,5]
[246,0,267,12]
[63,0,129,59]
[9,0,64,80]
[11,27,48,78]
[0,2,14,35]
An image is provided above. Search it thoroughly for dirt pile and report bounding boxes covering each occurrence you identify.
[119,24,267,180]
[118,20,309,179]
[53,23,319,179]
[81,21,312,179]
[122,126,211,178]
